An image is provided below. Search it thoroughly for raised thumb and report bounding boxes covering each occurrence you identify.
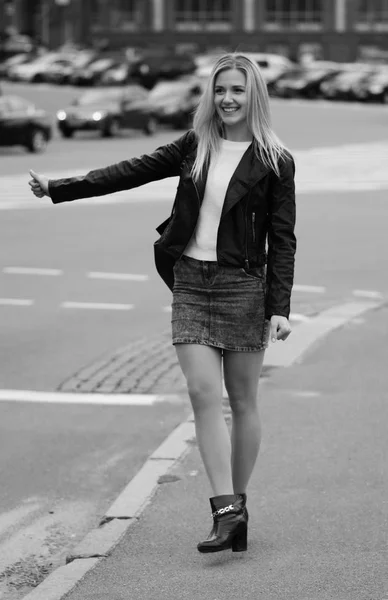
[29,169,39,182]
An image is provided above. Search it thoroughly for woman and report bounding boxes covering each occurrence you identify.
[29,53,296,554]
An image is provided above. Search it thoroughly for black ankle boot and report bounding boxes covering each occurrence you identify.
[237,492,249,523]
[197,494,248,553]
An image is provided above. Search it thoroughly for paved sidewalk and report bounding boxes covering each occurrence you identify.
[31,305,388,600]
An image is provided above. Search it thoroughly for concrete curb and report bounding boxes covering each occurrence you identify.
[21,413,196,600]
[19,559,100,600]
[264,300,383,368]
[19,298,385,600]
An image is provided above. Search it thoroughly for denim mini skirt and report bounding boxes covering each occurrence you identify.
[171,255,270,352]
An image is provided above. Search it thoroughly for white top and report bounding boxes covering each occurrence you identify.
[184,138,252,261]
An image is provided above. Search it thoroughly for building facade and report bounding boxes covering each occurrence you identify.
[2,0,388,63]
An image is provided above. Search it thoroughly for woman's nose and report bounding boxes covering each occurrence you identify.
[223,91,233,103]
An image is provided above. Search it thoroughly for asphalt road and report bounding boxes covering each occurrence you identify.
[0,82,387,600]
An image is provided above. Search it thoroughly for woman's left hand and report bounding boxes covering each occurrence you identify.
[270,315,291,342]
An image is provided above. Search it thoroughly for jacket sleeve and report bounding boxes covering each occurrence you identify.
[49,130,194,204]
[265,151,296,320]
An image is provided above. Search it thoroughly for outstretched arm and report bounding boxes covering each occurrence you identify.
[29,130,194,204]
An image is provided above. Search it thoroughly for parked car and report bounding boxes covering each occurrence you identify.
[130,52,196,89]
[195,52,296,84]
[0,52,33,79]
[99,61,133,86]
[0,94,52,152]
[56,85,155,138]
[139,76,204,129]
[8,52,64,82]
[270,66,341,99]
[320,67,376,101]
[41,50,97,84]
[352,67,388,103]
[69,57,119,86]
[267,68,303,97]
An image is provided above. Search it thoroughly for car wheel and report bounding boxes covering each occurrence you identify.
[26,129,48,153]
[143,117,157,136]
[60,126,74,138]
[102,118,120,137]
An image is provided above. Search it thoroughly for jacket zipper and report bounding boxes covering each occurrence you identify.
[252,212,256,243]
[244,196,250,270]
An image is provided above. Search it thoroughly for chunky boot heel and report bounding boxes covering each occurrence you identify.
[231,522,248,552]
[197,494,248,554]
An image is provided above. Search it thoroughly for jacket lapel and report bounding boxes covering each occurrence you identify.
[221,146,271,218]
[184,145,271,214]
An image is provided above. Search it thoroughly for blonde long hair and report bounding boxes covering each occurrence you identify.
[192,53,288,181]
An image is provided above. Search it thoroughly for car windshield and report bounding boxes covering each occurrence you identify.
[74,89,122,105]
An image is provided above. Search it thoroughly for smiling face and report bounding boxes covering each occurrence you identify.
[214,68,251,140]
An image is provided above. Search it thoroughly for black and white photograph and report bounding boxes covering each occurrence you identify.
[0,1,387,599]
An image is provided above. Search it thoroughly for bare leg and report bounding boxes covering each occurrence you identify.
[175,344,233,496]
[223,349,265,494]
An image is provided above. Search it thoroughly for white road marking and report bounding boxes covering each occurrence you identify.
[87,271,149,282]
[352,289,384,299]
[61,301,134,310]
[293,284,326,293]
[0,298,34,306]
[3,267,62,276]
[0,390,184,406]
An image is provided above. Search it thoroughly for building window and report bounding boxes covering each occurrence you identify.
[174,0,232,31]
[91,0,139,30]
[90,0,104,28]
[265,0,323,30]
[355,0,388,30]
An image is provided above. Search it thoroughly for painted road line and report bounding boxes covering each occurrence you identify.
[87,271,149,282]
[3,267,62,276]
[293,284,326,294]
[0,298,34,306]
[352,289,384,300]
[264,300,381,368]
[0,390,185,406]
[61,301,134,310]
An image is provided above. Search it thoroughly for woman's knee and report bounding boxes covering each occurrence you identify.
[187,378,221,413]
[227,387,259,416]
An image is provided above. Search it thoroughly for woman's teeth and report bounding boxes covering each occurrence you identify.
[223,107,239,112]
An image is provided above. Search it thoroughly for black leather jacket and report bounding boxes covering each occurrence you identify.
[49,129,296,319]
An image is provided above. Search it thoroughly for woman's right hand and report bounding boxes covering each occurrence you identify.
[29,169,50,198]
